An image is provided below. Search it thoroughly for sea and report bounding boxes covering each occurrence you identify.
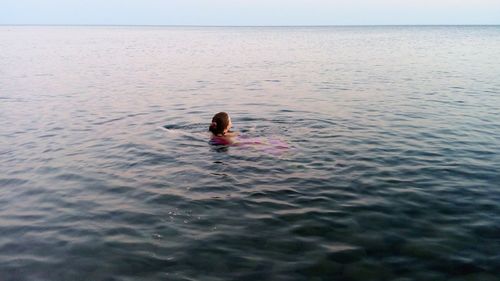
[1,26,499,281]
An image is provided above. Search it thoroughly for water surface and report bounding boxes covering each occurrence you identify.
[1,26,500,280]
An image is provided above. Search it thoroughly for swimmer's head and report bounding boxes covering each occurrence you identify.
[209,112,232,136]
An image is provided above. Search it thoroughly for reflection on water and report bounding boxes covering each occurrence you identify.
[1,26,500,280]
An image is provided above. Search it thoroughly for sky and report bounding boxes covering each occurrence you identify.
[2,0,500,26]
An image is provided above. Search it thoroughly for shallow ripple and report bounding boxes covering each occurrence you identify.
[1,26,500,280]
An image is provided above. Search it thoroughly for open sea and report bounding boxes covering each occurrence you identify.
[1,26,500,280]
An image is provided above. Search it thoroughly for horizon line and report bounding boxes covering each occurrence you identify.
[1,24,499,28]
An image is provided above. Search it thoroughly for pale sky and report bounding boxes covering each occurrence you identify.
[2,0,500,26]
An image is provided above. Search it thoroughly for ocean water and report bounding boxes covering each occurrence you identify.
[1,26,500,280]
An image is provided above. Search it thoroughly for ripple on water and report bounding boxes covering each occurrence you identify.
[1,26,500,280]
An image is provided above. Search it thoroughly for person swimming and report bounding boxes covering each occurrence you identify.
[208,112,290,153]
[208,112,237,145]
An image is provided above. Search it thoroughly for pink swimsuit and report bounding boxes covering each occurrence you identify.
[210,136,290,155]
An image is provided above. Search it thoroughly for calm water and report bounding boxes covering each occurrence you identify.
[1,26,500,280]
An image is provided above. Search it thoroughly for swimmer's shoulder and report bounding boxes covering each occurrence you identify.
[210,135,234,145]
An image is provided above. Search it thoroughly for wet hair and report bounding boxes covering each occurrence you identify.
[209,112,230,135]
